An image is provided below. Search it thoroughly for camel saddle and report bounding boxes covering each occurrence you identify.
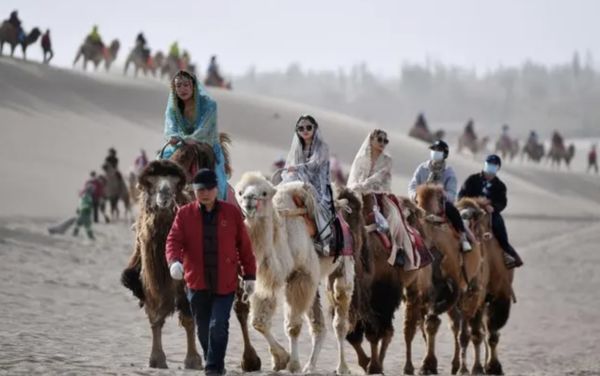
[291,195,353,258]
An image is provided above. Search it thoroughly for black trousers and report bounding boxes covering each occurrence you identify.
[445,201,466,233]
[491,212,519,259]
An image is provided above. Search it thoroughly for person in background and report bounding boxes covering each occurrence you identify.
[41,29,53,64]
[73,184,95,240]
[588,144,598,174]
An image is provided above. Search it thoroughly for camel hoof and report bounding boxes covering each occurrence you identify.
[367,360,382,375]
[451,362,459,375]
[404,362,415,375]
[471,363,484,375]
[335,363,351,375]
[459,366,469,375]
[485,360,503,375]
[419,356,438,375]
[184,353,203,370]
[271,348,290,372]
[241,347,262,372]
[358,355,370,372]
[149,353,168,369]
[287,359,301,373]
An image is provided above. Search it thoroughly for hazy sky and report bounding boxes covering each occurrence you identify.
[2,0,599,76]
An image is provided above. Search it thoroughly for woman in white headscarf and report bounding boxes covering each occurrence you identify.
[347,129,419,270]
[281,115,334,253]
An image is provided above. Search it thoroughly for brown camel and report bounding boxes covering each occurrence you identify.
[345,193,423,374]
[548,143,576,169]
[402,184,482,375]
[521,140,545,163]
[121,159,202,369]
[124,45,152,77]
[454,197,515,375]
[101,162,131,222]
[458,134,489,156]
[122,138,261,372]
[495,136,519,161]
[0,22,41,59]
[73,38,120,71]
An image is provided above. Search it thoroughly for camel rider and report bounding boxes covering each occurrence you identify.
[458,155,523,268]
[169,41,180,60]
[552,131,564,150]
[408,140,475,252]
[348,129,422,269]
[105,147,119,170]
[527,130,539,146]
[281,115,335,255]
[465,119,476,140]
[87,25,103,47]
[135,32,150,61]
[207,55,223,83]
[8,10,25,42]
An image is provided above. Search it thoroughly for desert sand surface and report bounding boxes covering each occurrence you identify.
[1,59,599,375]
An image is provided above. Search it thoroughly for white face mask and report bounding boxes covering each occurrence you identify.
[483,162,499,175]
[430,150,444,161]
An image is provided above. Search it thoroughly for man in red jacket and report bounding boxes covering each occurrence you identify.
[166,168,256,376]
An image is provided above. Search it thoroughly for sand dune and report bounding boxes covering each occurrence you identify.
[1,59,600,375]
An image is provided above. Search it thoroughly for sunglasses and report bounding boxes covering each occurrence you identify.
[296,125,314,133]
[377,136,389,145]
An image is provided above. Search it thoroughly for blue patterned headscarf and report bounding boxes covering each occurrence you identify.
[162,71,228,200]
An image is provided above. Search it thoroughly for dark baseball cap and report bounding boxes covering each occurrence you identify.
[192,169,218,190]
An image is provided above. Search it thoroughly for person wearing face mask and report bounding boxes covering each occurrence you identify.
[458,154,523,268]
[408,140,475,252]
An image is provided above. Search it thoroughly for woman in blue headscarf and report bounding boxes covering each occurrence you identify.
[162,70,228,200]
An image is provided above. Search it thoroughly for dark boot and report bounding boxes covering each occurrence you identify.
[394,248,406,267]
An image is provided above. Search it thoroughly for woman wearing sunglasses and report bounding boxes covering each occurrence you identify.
[281,115,334,255]
[347,129,420,269]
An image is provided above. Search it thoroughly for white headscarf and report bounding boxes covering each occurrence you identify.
[347,130,392,193]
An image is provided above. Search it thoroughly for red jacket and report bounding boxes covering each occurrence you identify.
[165,201,256,294]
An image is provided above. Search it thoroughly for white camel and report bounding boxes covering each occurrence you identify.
[236,172,355,374]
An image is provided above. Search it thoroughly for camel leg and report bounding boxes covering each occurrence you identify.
[324,261,354,375]
[378,326,394,368]
[10,44,16,57]
[147,314,168,369]
[366,337,382,374]
[346,322,370,372]
[250,293,289,371]
[233,292,261,371]
[448,308,461,375]
[458,315,471,375]
[420,314,441,375]
[302,290,326,374]
[179,311,203,369]
[470,310,485,375]
[485,297,510,375]
[404,296,422,375]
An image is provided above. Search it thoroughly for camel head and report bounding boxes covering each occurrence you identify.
[456,197,488,238]
[415,183,445,217]
[138,160,186,210]
[236,172,276,219]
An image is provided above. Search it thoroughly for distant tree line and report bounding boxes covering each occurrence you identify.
[234,52,599,138]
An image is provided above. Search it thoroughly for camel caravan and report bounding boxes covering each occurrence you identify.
[409,116,578,171]
[118,72,519,374]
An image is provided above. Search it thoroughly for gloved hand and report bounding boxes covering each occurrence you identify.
[169,261,184,280]
[241,279,255,303]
